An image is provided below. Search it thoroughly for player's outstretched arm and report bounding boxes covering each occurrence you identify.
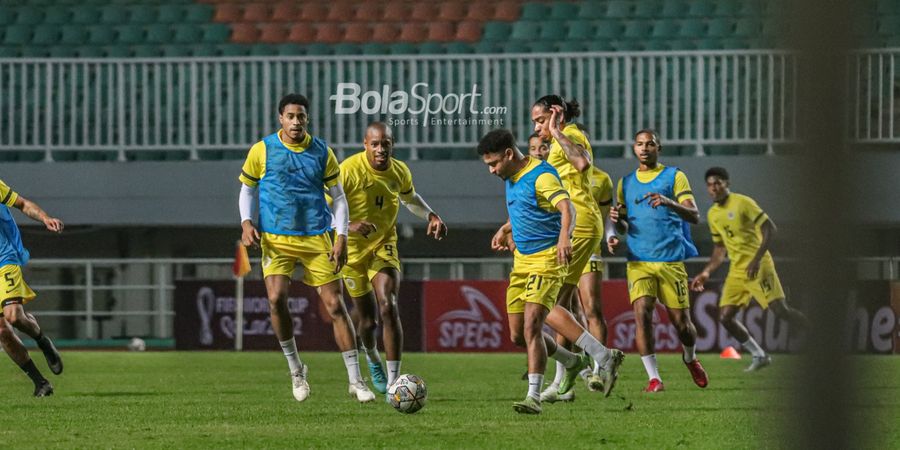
[14,196,63,233]
[547,105,590,172]
[401,193,447,240]
[555,199,576,264]
[691,243,727,292]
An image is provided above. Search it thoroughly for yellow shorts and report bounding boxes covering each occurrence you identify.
[0,264,36,307]
[581,252,604,275]
[260,232,340,287]
[565,237,602,285]
[720,258,785,308]
[627,261,690,309]
[506,246,565,314]
[341,239,401,298]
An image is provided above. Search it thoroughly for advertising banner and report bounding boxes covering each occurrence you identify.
[422,281,518,352]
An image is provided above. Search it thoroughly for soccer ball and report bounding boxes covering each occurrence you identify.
[127,337,146,352]
[387,374,427,414]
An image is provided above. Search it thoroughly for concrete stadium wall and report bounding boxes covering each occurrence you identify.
[3,153,899,227]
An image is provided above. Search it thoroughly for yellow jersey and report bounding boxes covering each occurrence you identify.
[616,164,695,207]
[0,179,19,207]
[707,192,771,271]
[238,130,340,189]
[339,151,416,259]
[545,124,602,238]
[589,165,613,222]
[509,156,570,213]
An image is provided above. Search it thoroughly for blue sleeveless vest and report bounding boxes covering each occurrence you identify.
[0,206,29,267]
[258,133,332,236]
[621,167,698,262]
[506,161,563,255]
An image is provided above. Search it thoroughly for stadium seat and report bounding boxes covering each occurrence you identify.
[383,1,411,21]
[258,24,287,44]
[43,8,71,25]
[3,25,30,45]
[132,45,163,57]
[158,5,186,24]
[298,3,328,22]
[0,46,20,57]
[622,21,644,39]
[387,42,417,54]
[455,21,482,42]
[217,43,249,56]
[661,0,688,18]
[315,25,343,44]
[32,25,60,46]
[398,23,428,42]
[417,42,445,54]
[161,45,192,57]
[213,4,242,23]
[0,9,16,27]
[87,26,117,46]
[14,8,44,25]
[184,5,214,23]
[605,0,633,18]
[200,23,231,43]
[268,2,297,22]
[500,41,529,53]
[303,43,332,55]
[594,21,624,39]
[444,42,474,54]
[60,26,89,45]
[634,0,663,17]
[327,2,356,22]
[493,1,521,21]
[102,45,131,57]
[652,20,680,40]
[472,41,501,53]
[230,24,259,44]
[360,42,389,54]
[410,3,438,22]
[465,1,494,21]
[566,21,594,41]
[272,43,299,55]
[128,5,158,25]
[369,23,398,43]
[520,3,550,20]
[707,19,735,38]
[172,25,203,44]
[539,22,566,41]
[287,24,317,44]
[344,23,370,43]
[714,0,741,17]
[115,26,145,45]
[241,3,270,23]
[248,43,276,55]
[678,20,707,39]
[688,0,715,17]
[482,22,511,41]
[427,22,456,42]
[145,24,171,44]
[331,43,361,55]
[354,2,382,21]
[878,16,900,36]
[48,46,77,57]
[438,2,467,21]
[734,19,762,37]
[527,41,557,53]
[510,22,532,41]
[190,44,218,57]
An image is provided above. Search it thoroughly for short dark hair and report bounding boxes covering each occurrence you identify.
[705,166,730,181]
[534,95,581,122]
[528,132,541,140]
[478,129,516,156]
[278,93,310,114]
[634,128,660,143]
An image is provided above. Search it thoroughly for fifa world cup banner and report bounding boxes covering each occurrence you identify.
[174,280,425,351]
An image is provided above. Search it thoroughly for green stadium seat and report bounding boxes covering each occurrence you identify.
[361,43,390,54]
[14,8,43,25]
[249,44,276,55]
[707,19,735,38]
[157,4,184,23]
[443,42,473,54]
[651,20,679,40]
[566,21,593,40]
[605,0,632,18]
[878,16,900,36]
[216,44,249,56]
[538,22,566,41]
[115,26,144,45]
[32,25,60,46]
[160,45,191,57]
[60,26,88,45]
[576,2,606,20]
[594,20,624,39]
[200,24,230,44]
[87,27,117,46]
[520,3,550,20]
[678,20,706,39]
[274,43,302,55]
[128,5,158,24]
[661,0,688,17]
[622,21,643,39]
[184,5,214,23]
[634,0,663,17]
[482,22,511,42]
[3,25,30,45]
[0,8,16,26]
[145,25,171,44]
[644,40,673,51]
[303,43,332,55]
[416,42,445,54]
[0,46,19,57]
[500,41,529,53]
[688,0,715,17]
[527,41,557,53]
[472,41,501,53]
[76,46,105,57]
[48,46,77,57]
[549,2,579,20]
[43,8,71,25]
[583,40,614,52]
[715,0,741,17]
[332,43,361,55]
[131,45,162,57]
[509,22,532,41]
[172,25,202,44]
[388,43,417,54]
[734,19,762,37]
[739,0,766,17]
[189,44,218,57]
[99,6,127,24]
[102,46,131,57]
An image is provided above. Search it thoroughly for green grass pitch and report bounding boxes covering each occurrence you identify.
[1,352,897,448]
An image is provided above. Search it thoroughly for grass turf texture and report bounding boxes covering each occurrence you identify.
[1,352,897,448]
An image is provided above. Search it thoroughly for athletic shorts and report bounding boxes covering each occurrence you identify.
[720,257,785,309]
[341,238,401,298]
[565,237,602,285]
[581,251,604,275]
[506,245,565,314]
[260,232,340,287]
[0,264,36,307]
[626,261,690,309]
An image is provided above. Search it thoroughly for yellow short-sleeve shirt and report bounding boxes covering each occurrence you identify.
[0,179,19,207]
[545,124,602,238]
[707,192,771,271]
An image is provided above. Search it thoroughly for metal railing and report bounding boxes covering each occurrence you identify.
[19,256,899,342]
[0,50,810,161]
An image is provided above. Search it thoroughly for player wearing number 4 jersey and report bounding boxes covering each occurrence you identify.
[608,129,708,393]
[691,167,809,371]
[480,129,624,415]
[339,122,448,396]
[0,179,64,397]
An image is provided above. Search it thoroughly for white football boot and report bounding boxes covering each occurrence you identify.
[291,364,310,402]
[348,380,376,403]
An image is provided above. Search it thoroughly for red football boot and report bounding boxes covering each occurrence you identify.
[685,359,709,388]
[643,378,664,393]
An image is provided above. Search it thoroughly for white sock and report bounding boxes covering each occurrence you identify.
[575,331,611,368]
[279,338,302,374]
[548,344,578,368]
[551,360,565,386]
[682,345,696,363]
[386,360,401,386]
[362,345,382,364]
[592,359,601,375]
[641,354,661,381]
[527,374,543,400]
[341,350,362,384]
[741,337,766,358]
